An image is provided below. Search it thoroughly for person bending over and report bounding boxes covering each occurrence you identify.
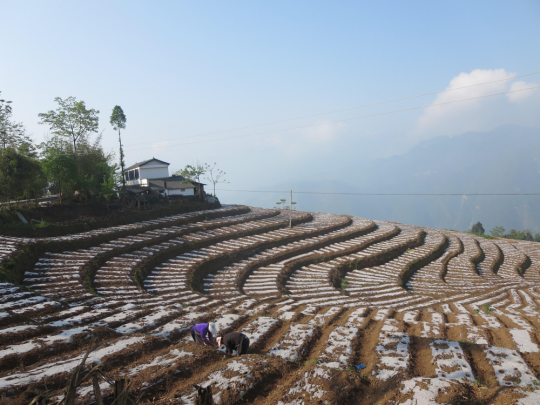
[190,322,218,346]
[216,332,250,356]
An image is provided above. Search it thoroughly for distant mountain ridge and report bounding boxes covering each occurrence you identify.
[252,125,540,232]
[341,124,540,232]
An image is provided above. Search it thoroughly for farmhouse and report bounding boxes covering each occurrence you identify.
[124,158,204,197]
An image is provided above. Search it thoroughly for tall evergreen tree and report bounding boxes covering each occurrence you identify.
[110,106,127,192]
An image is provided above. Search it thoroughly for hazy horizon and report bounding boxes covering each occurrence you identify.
[2,1,540,231]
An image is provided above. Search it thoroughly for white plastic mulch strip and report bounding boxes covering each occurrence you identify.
[0,325,38,335]
[234,299,257,311]
[516,389,540,404]
[47,308,115,327]
[420,312,444,339]
[373,308,391,321]
[278,367,330,404]
[115,306,180,334]
[343,307,367,327]
[151,312,206,338]
[214,313,244,333]
[485,346,538,387]
[12,300,61,314]
[510,329,540,353]
[374,319,410,380]
[129,349,193,374]
[181,357,265,405]
[278,311,296,321]
[399,377,461,405]
[244,303,270,316]
[269,324,316,361]
[402,311,419,324]
[0,341,41,360]
[308,307,341,326]
[0,337,144,389]
[318,326,357,369]
[430,340,475,381]
[240,316,279,345]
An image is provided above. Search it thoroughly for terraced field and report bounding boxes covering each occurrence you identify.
[1,205,540,404]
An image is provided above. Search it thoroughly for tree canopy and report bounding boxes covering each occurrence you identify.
[470,222,485,235]
[0,92,33,151]
[0,147,46,202]
[490,226,505,238]
[40,133,115,200]
[110,106,126,131]
[175,161,206,183]
[38,97,99,153]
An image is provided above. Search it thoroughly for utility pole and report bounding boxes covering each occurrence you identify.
[289,189,292,228]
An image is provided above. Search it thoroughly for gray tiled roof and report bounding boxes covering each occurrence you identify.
[125,158,170,171]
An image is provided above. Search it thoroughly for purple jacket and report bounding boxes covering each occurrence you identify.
[191,323,214,344]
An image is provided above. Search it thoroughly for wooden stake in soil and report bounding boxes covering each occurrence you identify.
[112,378,137,405]
[92,374,104,405]
[114,379,127,405]
[194,384,213,405]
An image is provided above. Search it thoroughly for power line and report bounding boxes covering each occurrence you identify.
[125,85,540,152]
[216,189,540,196]
[124,70,540,148]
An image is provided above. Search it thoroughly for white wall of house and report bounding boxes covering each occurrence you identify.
[139,162,169,179]
[167,188,195,196]
[126,160,169,186]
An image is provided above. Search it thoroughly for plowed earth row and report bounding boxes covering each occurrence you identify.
[1,205,540,404]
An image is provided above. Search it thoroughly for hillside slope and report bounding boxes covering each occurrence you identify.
[1,206,540,404]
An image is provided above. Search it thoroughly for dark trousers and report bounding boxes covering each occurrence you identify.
[239,337,250,355]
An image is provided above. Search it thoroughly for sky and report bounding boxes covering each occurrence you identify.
[1,1,540,210]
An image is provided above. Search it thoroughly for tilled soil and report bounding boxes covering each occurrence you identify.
[0,206,540,404]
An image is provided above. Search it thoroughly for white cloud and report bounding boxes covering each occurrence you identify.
[413,69,540,138]
[508,81,538,103]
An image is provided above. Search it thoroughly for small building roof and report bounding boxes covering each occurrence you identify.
[125,158,170,171]
[149,177,196,190]
[126,176,205,193]
[150,176,206,186]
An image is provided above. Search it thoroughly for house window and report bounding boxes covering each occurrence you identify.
[180,188,185,192]
[129,170,134,180]
[135,169,139,179]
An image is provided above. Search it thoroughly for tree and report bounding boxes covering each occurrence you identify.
[174,161,207,197]
[470,222,485,235]
[174,160,206,183]
[522,229,534,241]
[40,132,114,202]
[205,163,228,198]
[507,229,522,240]
[0,147,46,203]
[110,106,127,192]
[38,97,99,154]
[40,139,78,204]
[0,92,33,150]
[99,164,119,210]
[490,226,506,238]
